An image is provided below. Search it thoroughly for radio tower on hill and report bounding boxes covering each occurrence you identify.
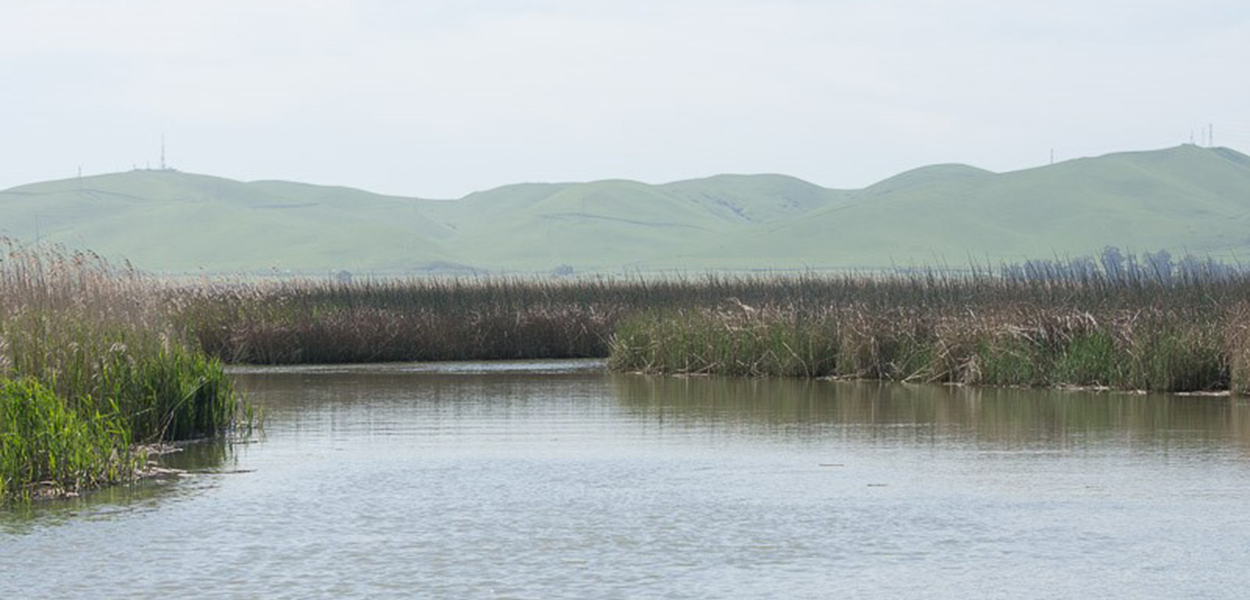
[160,134,167,170]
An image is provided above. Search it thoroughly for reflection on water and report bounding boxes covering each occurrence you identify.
[226,358,606,376]
[5,361,1250,599]
[612,374,1250,452]
[0,439,239,533]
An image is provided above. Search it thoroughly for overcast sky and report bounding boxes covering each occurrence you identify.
[2,0,1248,198]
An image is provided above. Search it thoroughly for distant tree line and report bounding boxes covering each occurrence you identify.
[993,247,1243,285]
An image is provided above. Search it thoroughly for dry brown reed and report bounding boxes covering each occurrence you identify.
[608,271,1250,394]
[170,278,628,363]
[162,266,1250,395]
[1,241,243,501]
[1229,302,1250,396]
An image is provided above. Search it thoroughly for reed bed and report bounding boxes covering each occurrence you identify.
[166,274,864,363]
[610,303,1234,391]
[8,241,1245,498]
[1,243,245,502]
[609,269,1250,393]
[170,278,629,363]
[5,247,1239,501]
[167,263,1250,396]
[170,273,1034,364]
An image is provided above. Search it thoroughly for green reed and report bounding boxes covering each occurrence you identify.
[0,379,139,502]
[0,242,245,501]
[610,300,1240,393]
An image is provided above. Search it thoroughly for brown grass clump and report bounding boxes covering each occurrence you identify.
[1228,302,1250,395]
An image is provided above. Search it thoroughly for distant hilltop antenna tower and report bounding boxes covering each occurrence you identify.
[160,134,167,170]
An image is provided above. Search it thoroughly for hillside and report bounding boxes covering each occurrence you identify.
[0,171,456,272]
[664,145,1250,270]
[1,145,1247,273]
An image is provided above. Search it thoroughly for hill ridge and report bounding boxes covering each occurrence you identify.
[1,145,1246,273]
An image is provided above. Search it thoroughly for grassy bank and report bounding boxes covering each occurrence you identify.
[164,266,1250,395]
[1,245,245,502]
[608,272,1250,393]
[609,303,1239,392]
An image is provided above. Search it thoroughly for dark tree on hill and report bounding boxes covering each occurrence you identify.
[1143,249,1173,283]
[1101,246,1125,281]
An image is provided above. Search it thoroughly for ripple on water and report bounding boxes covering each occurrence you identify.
[5,367,1250,599]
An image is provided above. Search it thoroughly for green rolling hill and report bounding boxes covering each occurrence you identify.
[665,145,1250,270]
[1,145,1247,274]
[0,171,456,272]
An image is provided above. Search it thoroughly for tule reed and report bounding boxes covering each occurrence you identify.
[1,242,247,502]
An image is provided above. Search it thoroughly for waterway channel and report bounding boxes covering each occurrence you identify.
[4,360,1250,598]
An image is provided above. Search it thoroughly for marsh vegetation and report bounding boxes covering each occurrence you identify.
[5,242,1250,501]
[610,265,1250,394]
[168,258,1250,394]
[0,245,245,502]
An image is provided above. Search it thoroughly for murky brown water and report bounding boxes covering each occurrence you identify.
[4,360,1250,599]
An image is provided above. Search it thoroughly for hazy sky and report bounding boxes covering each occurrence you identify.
[2,0,1248,198]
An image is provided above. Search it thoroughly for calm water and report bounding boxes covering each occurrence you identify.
[5,360,1250,599]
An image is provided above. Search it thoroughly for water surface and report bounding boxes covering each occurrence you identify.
[4,360,1250,599]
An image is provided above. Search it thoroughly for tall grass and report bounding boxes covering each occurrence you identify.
[171,278,621,363]
[168,269,1235,364]
[610,303,1236,392]
[1,242,244,502]
[1,379,136,501]
[607,268,1250,394]
[170,276,734,364]
[170,273,988,364]
[1230,302,1250,396]
[165,264,1250,394]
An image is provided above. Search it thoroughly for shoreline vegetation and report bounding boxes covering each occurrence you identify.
[606,264,1250,396]
[169,255,1250,397]
[5,242,1250,501]
[610,295,1247,393]
[1,246,248,503]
